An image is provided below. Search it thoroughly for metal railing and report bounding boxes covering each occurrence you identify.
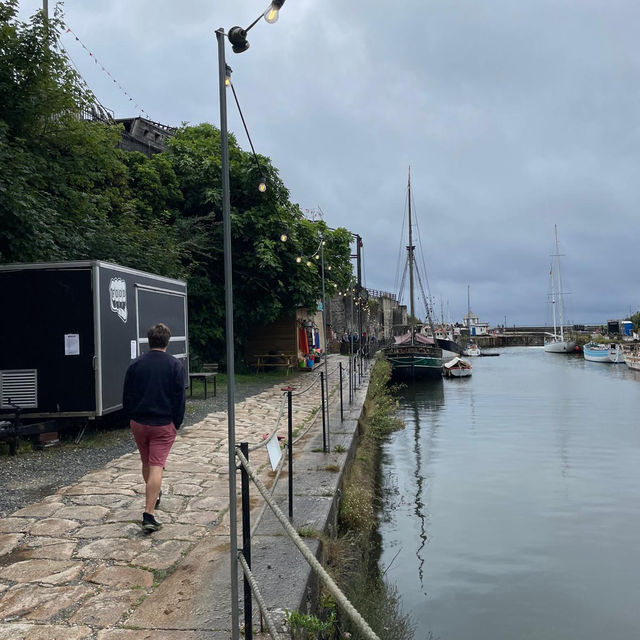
[234,353,378,639]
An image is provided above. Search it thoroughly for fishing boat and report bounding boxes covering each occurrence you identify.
[443,356,472,378]
[583,342,625,363]
[624,346,640,370]
[544,225,576,354]
[384,169,444,378]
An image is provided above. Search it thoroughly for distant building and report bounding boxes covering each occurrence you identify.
[462,310,490,336]
[116,117,176,157]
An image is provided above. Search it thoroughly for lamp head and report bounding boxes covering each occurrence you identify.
[228,26,250,53]
[258,177,267,192]
[280,233,288,242]
[264,0,285,24]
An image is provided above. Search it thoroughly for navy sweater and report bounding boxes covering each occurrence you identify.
[122,350,186,428]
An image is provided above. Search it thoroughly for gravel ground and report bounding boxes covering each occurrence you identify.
[0,369,310,518]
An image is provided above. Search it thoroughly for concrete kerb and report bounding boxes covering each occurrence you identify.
[244,370,372,634]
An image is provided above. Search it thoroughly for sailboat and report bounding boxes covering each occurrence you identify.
[384,169,444,378]
[544,225,576,353]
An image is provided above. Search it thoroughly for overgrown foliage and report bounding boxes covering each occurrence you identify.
[0,2,354,366]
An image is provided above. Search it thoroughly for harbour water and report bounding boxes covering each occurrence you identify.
[379,346,640,640]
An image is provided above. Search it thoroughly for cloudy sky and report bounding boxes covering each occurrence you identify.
[18,1,640,326]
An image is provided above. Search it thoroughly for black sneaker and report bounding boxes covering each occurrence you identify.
[155,490,162,509]
[142,512,162,532]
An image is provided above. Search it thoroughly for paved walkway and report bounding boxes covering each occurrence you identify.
[0,356,362,640]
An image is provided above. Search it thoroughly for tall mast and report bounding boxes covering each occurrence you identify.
[407,167,415,328]
[554,224,564,341]
[467,284,471,345]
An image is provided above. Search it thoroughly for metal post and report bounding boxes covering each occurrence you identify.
[321,240,330,452]
[240,443,252,640]
[287,390,293,521]
[320,371,327,453]
[216,28,240,640]
[349,287,354,402]
[339,362,344,421]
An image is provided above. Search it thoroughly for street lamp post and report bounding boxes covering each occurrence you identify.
[215,28,241,640]
[216,5,286,638]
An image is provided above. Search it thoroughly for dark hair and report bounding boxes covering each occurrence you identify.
[148,323,171,349]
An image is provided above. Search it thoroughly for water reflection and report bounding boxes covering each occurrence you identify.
[380,348,640,640]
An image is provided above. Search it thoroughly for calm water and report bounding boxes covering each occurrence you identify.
[379,347,640,640]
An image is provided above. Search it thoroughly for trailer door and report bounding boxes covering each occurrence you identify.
[135,285,189,384]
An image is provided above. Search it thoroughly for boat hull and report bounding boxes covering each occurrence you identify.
[544,339,576,353]
[624,352,640,370]
[583,343,625,363]
[385,343,444,378]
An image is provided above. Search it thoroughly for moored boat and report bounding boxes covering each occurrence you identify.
[583,341,625,363]
[463,343,481,357]
[544,225,576,354]
[624,346,640,370]
[383,168,445,378]
[443,356,472,378]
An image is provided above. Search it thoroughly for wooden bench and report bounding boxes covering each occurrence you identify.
[188,372,217,399]
[254,354,296,375]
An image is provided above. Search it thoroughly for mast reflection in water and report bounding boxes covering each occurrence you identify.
[378,347,640,640]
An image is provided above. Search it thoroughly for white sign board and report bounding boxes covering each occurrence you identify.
[266,433,283,471]
[130,340,137,360]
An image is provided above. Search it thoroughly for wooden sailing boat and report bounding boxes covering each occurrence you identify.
[384,169,444,378]
[544,225,576,353]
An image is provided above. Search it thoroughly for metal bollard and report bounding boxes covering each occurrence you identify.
[287,389,293,521]
[339,362,344,421]
[239,443,252,640]
[320,371,327,453]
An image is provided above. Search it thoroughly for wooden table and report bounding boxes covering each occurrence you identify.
[188,372,217,399]
[254,354,296,375]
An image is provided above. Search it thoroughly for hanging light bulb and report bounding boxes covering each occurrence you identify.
[314,254,320,260]
[258,177,267,192]
[306,260,313,267]
[280,233,287,242]
[296,256,302,263]
[263,0,285,24]
[327,265,332,271]
[224,64,232,87]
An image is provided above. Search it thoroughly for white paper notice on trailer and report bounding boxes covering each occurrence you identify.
[64,334,80,356]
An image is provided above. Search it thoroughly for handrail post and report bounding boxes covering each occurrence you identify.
[240,443,253,640]
[287,390,293,521]
[339,362,344,421]
[320,371,327,453]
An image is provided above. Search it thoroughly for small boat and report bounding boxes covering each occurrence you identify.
[463,343,481,357]
[624,346,640,370]
[544,225,576,354]
[443,356,472,378]
[583,341,625,363]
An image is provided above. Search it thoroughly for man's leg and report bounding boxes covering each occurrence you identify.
[144,465,163,515]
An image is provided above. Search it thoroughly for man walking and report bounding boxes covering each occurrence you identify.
[123,323,185,532]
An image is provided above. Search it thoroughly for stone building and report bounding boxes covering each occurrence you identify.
[116,117,175,157]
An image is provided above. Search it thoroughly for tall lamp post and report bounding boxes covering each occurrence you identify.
[216,4,285,638]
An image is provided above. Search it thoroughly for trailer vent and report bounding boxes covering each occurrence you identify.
[0,370,38,409]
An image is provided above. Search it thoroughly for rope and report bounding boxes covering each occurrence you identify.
[238,551,284,640]
[291,372,322,396]
[247,394,287,452]
[235,448,381,640]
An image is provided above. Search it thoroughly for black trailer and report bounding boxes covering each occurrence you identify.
[0,261,188,420]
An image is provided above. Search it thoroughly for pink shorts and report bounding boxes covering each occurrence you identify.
[130,420,177,468]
